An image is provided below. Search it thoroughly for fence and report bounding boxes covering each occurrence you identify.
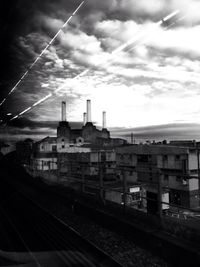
[26,158,200,218]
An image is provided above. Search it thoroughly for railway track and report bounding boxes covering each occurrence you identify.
[0,179,123,267]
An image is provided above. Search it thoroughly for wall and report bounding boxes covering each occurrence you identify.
[116,153,137,166]
[163,175,189,191]
[39,141,57,152]
[105,190,122,204]
[189,178,199,191]
[157,154,187,169]
[124,170,138,183]
[188,152,199,170]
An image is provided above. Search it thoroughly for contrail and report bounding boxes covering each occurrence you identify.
[9,9,181,121]
[10,93,53,121]
[127,12,187,54]
[0,1,84,107]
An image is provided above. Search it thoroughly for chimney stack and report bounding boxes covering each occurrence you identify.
[86,99,91,122]
[61,101,66,121]
[83,112,87,125]
[102,111,106,129]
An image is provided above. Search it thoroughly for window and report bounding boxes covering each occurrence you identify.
[182,177,187,185]
[62,139,64,142]
[129,171,133,176]
[137,155,149,163]
[175,155,180,160]
[163,155,168,161]
[62,145,65,148]
[176,175,181,182]
[52,145,56,152]
[173,192,181,205]
[164,174,169,181]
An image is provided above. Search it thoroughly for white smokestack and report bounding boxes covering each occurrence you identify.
[83,112,87,125]
[103,111,106,129]
[86,99,91,122]
[61,101,66,121]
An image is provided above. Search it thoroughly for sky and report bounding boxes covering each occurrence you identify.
[1,0,200,142]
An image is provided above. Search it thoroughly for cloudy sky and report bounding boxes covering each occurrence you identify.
[1,0,200,142]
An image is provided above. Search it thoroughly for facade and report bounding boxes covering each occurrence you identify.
[116,145,200,209]
[58,148,116,181]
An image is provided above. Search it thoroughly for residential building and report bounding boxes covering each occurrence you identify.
[116,145,200,210]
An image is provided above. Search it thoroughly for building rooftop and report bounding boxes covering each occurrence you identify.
[35,136,57,144]
[116,144,195,155]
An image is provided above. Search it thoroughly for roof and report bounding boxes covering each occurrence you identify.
[81,144,115,151]
[116,144,191,155]
[36,136,57,145]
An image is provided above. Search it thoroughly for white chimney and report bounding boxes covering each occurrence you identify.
[83,112,87,125]
[86,100,91,122]
[61,101,66,121]
[102,111,106,129]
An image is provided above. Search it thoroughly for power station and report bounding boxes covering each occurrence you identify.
[56,99,126,147]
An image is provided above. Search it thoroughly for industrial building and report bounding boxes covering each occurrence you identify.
[34,99,126,154]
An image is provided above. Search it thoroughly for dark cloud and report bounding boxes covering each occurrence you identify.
[6,117,82,130]
[0,0,82,100]
[0,116,84,141]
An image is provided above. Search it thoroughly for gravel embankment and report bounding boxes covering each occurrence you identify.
[33,192,170,267]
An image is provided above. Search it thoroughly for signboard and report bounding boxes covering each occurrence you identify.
[129,187,140,193]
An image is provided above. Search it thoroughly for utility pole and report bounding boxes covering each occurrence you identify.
[81,164,85,193]
[57,157,60,183]
[123,169,127,214]
[98,152,104,200]
[197,147,200,206]
[48,161,50,178]
[157,170,163,218]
